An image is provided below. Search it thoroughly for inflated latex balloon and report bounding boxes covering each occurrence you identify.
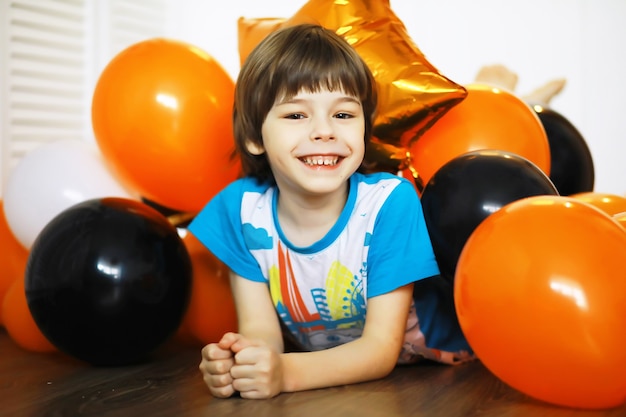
[614,211,626,229]
[25,198,192,366]
[0,201,29,325]
[239,0,467,156]
[176,232,237,346]
[421,150,558,283]
[571,191,626,216]
[531,104,594,195]
[92,38,241,213]
[409,84,551,190]
[4,140,136,249]
[455,195,626,409]
[2,278,57,353]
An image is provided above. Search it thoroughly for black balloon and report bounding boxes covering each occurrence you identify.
[531,104,595,196]
[25,197,192,366]
[421,150,559,283]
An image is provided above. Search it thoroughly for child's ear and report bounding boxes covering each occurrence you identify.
[246,139,265,155]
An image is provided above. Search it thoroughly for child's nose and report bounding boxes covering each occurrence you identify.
[310,117,335,141]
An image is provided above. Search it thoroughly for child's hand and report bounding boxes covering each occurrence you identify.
[228,334,284,399]
[199,334,238,398]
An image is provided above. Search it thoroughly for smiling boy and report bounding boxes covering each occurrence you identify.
[189,24,472,400]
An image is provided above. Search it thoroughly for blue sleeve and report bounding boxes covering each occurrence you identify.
[366,178,440,298]
[187,179,265,282]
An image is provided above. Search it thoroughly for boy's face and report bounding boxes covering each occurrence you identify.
[249,88,365,197]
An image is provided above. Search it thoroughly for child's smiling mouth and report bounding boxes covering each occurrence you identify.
[299,155,342,166]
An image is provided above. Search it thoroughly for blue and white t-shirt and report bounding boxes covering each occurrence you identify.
[189,172,445,352]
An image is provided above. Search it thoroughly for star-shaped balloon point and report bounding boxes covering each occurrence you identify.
[238,0,466,173]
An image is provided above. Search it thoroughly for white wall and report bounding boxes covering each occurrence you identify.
[166,0,626,195]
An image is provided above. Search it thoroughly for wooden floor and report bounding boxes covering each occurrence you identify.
[1,329,624,417]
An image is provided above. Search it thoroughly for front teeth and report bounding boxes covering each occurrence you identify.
[302,156,339,166]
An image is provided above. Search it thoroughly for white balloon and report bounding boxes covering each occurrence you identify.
[4,140,137,249]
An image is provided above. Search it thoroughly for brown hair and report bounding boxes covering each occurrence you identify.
[233,23,378,184]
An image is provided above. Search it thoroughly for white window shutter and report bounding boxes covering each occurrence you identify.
[0,0,171,197]
[108,0,169,57]
[0,0,88,195]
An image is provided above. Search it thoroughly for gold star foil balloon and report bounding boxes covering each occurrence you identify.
[238,0,467,172]
[237,17,286,68]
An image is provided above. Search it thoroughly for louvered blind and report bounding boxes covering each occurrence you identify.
[0,0,170,196]
[108,0,168,58]
[1,0,87,192]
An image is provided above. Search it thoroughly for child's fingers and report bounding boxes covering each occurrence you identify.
[200,355,235,376]
[218,332,244,349]
[201,343,233,361]
[208,384,237,399]
[229,335,261,353]
[202,370,237,398]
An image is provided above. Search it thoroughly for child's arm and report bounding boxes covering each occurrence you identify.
[229,272,285,353]
[198,274,284,399]
[279,283,413,390]
[227,272,414,399]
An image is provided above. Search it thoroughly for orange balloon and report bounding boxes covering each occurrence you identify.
[409,84,551,187]
[0,201,29,325]
[92,38,241,213]
[239,0,467,153]
[571,192,626,216]
[2,278,57,353]
[455,196,626,409]
[177,232,237,346]
[614,212,626,229]
[172,321,199,347]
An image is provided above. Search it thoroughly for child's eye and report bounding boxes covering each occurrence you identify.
[284,113,305,120]
[335,112,354,119]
